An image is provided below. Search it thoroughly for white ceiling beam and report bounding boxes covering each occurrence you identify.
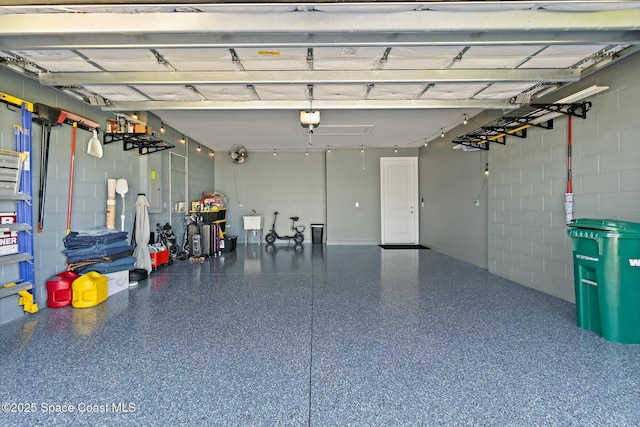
[3,31,638,49]
[0,9,639,49]
[102,99,519,111]
[2,10,639,35]
[39,69,581,86]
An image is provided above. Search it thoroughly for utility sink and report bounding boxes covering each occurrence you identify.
[243,216,262,230]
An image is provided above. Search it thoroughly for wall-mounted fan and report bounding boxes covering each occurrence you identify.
[229,144,248,164]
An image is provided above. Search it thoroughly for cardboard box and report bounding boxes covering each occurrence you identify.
[105,269,129,297]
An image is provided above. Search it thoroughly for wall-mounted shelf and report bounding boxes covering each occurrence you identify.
[0,191,29,200]
[0,282,32,300]
[104,132,175,155]
[104,112,174,155]
[452,102,592,151]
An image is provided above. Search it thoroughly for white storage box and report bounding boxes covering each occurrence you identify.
[105,269,130,297]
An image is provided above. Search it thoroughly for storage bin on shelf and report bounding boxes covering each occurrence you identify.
[199,206,227,222]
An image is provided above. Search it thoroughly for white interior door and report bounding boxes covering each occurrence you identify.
[380,157,419,244]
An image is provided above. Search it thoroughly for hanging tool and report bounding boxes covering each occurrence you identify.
[33,103,99,232]
[0,91,33,112]
[37,123,52,232]
[106,179,116,229]
[34,103,64,232]
[565,115,574,225]
[66,122,77,235]
[87,129,103,158]
[116,179,129,232]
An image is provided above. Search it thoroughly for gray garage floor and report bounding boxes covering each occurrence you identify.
[1,245,639,426]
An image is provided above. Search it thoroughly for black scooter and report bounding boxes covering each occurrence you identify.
[265,211,305,245]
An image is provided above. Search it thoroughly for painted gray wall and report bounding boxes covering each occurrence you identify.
[327,147,418,244]
[0,69,215,325]
[419,118,492,269]
[213,151,326,243]
[488,52,640,302]
[213,147,418,245]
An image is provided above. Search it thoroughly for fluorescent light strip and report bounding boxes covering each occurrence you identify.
[533,85,609,124]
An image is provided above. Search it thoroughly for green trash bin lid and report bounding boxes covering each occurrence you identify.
[569,218,640,234]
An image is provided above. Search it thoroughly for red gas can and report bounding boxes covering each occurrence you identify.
[46,271,79,308]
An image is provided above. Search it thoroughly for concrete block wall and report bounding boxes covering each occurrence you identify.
[326,148,419,244]
[419,110,496,269]
[0,71,215,325]
[214,151,326,244]
[488,51,640,302]
[488,119,575,301]
[0,74,142,323]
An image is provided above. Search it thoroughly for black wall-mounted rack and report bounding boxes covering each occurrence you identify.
[104,132,175,155]
[452,102,592,151]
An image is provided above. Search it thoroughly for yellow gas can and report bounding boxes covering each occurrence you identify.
[72,271,108,309]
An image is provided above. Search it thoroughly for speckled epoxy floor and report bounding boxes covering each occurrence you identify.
[1,245,640,426]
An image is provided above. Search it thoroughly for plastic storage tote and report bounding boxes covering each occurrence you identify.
[221,235,237,253]
[567,218,640,343]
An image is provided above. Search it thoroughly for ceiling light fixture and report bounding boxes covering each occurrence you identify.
[273,149,277,156]
[394,146,398,153]
[196,145,201,152]
[558,85,609,104]
[179,135,185,144]
[484,163,489,176]
[534,85,609,124]
[300,110,320,133]
[305,149,309,156]
[463,114,468,125]
[327,146,331,153]
[440,128,445,138]
[209,150,214,157]
[160,122,165,134]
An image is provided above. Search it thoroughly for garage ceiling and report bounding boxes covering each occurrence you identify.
[0,1,639,152]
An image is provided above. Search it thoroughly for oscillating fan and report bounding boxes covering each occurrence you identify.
[229,144,248,164]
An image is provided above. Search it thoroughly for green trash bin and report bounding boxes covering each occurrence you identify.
[567,218,640,344]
